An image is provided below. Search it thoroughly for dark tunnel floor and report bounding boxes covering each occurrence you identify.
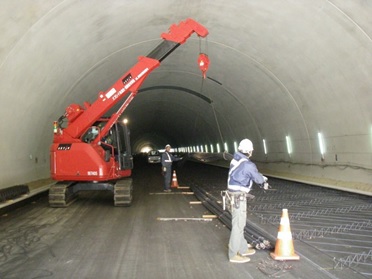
[176,159,372,278]
[0,157,370,279]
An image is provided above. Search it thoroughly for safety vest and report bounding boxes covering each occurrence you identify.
[164,152,172,163]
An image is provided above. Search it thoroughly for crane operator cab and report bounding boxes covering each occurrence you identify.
[81,120,133,170]
[82,126,99,143]
[49,118,133,207]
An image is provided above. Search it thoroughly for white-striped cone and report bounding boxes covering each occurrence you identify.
[171,170,179,188]
[270,208,300,260]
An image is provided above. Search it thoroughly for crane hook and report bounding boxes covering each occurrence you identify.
[198,53,210,79]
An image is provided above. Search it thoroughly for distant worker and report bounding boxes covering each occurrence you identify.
[226,138,268,263]
[161,144,182,192]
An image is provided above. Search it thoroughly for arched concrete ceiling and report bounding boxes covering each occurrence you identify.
[0,1,371,194]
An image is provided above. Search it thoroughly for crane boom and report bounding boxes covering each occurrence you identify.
[56,18,208,141]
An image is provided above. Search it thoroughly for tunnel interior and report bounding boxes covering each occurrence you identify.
[0,1,371,195]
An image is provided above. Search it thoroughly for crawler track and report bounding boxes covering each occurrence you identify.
[48,178,133,207]
[114,178,133,206]
[48,183,77,207]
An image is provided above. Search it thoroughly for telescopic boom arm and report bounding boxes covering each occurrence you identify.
[55,18,208,142]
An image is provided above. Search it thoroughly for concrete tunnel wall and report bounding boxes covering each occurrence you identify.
[0,1,371,195]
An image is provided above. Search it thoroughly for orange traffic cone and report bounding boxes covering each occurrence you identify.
[270,208,300,261]
[171,170,179,188]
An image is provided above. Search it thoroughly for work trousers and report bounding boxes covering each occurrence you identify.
[164,168,172,190]
[228,195,248,259]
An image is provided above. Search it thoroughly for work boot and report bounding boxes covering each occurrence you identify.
[229,254,250,263]
[240,248,256,257]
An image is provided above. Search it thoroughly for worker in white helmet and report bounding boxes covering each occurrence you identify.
[161,144,182,192]
[227,138,268,263]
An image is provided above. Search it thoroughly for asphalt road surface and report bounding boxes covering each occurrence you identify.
[0,158,367,279]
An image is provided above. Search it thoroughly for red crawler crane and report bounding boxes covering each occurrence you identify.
[49,19,209,207]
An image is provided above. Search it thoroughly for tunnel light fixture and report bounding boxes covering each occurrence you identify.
[224,142,228,153]
[286,136,292,155]
[141,146,151,153]
[205,145,208,153]
[196,146,200,152]
[234,141,238,152]
[263,139,267,155]
[318,132,325,159]
[217,143,221,153]
[123,118,128,125]
[210,144,214,153]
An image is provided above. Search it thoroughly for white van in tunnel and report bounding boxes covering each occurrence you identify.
[147,150,161,164]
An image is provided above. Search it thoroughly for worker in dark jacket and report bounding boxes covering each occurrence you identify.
[227,138,268,263]
[161,144,182,192]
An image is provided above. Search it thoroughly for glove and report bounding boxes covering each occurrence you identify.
[263,182,269,190]
[162,167,166,172]
[263,176,268,182]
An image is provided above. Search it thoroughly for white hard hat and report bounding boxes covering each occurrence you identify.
[238,139,254,153]
[165,144,171,149]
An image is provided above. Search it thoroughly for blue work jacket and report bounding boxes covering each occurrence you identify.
[161,152,180,168]
[227,151,265,193]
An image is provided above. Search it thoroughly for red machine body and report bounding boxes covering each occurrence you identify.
[49,19,209,207]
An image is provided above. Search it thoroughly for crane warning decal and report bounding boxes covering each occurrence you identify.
[136,68,149,80]
[105,88,117,99]
[122,73,132,84]
[57,144,71,150]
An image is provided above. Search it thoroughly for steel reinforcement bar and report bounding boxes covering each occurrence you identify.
[258,203,372,224]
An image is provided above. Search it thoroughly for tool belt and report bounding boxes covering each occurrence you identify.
[221,190,253,211]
